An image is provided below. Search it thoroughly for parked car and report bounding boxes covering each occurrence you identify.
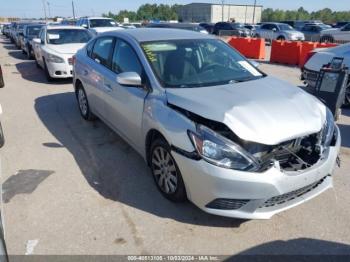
[76,17,123,35]
[73,28,340,219]
[33,25,93,81]
[300,24,332,42]
[2,25,10,37]
[282,20,324,31]
[333,22,350,28]
[199,23,215,34]
[0,65,8,262]
[14,22,29,48]
[255,22,305,41]
[302,43,350,106]
[147,23,208,34]
[22,24,44,59]
[213,22,252,37]
[320,23,350,43]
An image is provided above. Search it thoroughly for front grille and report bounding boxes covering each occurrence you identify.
[260,176,328,208]
[304,69,319,82]
[206,198,249,210]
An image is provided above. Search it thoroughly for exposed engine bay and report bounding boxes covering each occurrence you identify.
[169,103,334,172]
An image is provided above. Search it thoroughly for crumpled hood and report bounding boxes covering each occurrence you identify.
[47,43,86,55]
[166,76,326,145]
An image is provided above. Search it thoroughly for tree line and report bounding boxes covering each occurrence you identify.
[103,4,182,22]
[262,7,350,24]
[103,4,350,24]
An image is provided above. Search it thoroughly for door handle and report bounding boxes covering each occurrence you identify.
[104,83,112,92]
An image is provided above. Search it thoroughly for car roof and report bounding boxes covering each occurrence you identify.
[86,17,113,20]
[101,28,215,42]
[46,25,85,30]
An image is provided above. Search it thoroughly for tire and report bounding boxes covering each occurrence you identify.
[150,138,187,202]
[75,84,95,121]
[277,36,285,41]
[26,46,32,59]
[43,59,54,82]
[0,121,5,148]
[320,35,334,43]
[343,83,350,107]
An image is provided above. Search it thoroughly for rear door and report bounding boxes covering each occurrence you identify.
[103,38,148,151]
[83,36,115,118]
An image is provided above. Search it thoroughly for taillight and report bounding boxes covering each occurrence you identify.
[70,55,76,65]
[305,52,316,64]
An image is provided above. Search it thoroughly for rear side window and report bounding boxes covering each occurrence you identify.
[112,40,142,75]
[91,37,114,68]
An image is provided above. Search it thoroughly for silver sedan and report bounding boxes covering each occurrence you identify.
[73,28,340,219]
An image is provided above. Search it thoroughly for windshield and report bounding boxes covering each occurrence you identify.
[89,19,116,28]
[232,23,245,29]
[47,29,92,45]
[27,26,42,36]
[279,24,294,31]
[141,39,263,88]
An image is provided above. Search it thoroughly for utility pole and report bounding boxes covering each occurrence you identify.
[72,1,76,19]
[221,0,225,22]
[252,0,257,24]
[42,0,47,22]
[47,1,51,18]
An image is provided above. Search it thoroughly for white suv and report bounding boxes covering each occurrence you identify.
[76,17,123,35]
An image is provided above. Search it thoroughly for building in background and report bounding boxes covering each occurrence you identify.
[178,3,263,24]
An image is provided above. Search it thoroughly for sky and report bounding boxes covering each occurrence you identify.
[0,0,349,18]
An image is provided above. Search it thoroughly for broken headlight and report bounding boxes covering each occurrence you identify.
[188,125,260,171]
[321,108,335,147]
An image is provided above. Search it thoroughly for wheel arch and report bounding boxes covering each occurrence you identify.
[145,129,168,167]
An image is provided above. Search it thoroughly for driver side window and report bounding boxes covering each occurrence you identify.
[112,40,142,76]
[40,29,46,44]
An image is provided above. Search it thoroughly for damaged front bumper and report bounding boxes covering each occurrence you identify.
[172,126,341,219]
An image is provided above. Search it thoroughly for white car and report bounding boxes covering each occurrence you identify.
[302,43,350,106]
[320,23,350,43]
[76,17,124,35]
[33,25,93,81]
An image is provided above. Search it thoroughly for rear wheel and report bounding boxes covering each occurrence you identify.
[150,138,187,202]
[76,84,95,121]
[320,35,334,43]
[277,36,285,41]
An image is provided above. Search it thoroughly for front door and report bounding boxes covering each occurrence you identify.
[103,39,148,152]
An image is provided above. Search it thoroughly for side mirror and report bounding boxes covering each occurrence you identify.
[33,38,41,44]
[249,60,260,68]
[116,72,142,87]
[81,24,88,29]
[272,28,277,32]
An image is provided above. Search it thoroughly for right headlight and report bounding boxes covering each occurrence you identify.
[321,108,335,147]
[46,53,64,63]
[188,124,260,171]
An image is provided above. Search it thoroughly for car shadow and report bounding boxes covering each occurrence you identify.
[15,61,72,85]
[8,50,26,60]
[34,92,246,228]
[225,238,350,259]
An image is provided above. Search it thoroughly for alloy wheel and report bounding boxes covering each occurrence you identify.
[78,88,88,116]
[151,146,178,194]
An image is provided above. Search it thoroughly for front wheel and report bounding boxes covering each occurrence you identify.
[0,121,5,148]
[150,138,187,202]
[43,59,54,82]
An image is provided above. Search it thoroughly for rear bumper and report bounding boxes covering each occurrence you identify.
[172,126,341,219]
